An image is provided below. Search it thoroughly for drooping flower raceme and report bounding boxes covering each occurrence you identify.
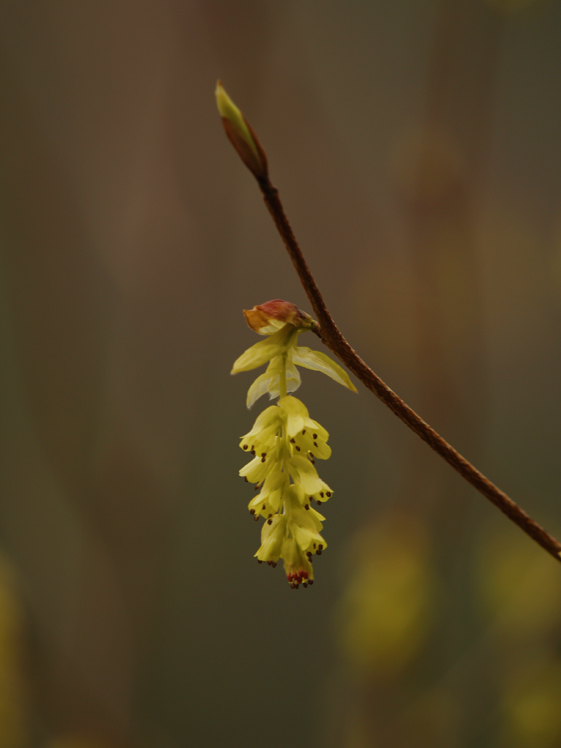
[232,300,357,588]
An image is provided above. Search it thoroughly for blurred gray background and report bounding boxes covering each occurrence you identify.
[1,1,561,747]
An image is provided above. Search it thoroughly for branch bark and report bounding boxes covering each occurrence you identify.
[255,178,561,564]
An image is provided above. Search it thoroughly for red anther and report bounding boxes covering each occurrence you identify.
[308,580,314,585]
[250,508,255,514]
[272,561,277,568]
[303,582,308,588]
[267,560,272,565]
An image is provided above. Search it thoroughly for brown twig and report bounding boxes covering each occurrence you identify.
[217,84,561,564]
[255,176,561,563]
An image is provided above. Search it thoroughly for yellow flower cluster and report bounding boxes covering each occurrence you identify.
[232,301,356,588]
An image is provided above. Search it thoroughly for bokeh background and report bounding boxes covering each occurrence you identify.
[1,1,561,746]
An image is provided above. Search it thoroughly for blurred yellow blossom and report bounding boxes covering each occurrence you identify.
[338,513,435,677]
[476,524,561,638]
[501,659,561,748]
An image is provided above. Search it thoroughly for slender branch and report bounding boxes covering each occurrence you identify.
[254,177,561,564]
[215,82,561,563]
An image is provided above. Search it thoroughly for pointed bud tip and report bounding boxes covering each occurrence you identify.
[215,80,268,179]
[215,80,237,120]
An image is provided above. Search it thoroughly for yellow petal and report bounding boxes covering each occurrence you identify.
[231,341,282,374]
[292,347,357,392]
